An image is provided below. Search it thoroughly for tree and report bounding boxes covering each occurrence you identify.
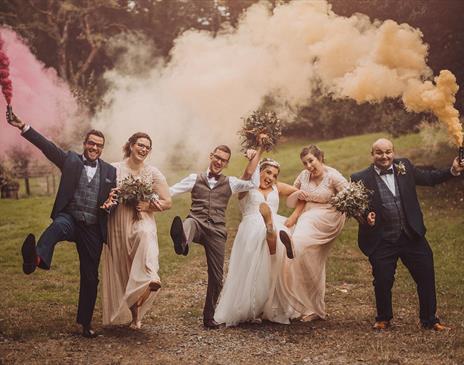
[0,0,132,110]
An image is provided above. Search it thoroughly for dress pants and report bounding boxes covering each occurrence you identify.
[36,212,103,326]
[183,217,226,322]
[368,232,438,327]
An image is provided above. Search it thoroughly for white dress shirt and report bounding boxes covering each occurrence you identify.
[374,165,396,196]
[82,156,99,182]
[170,166,260,196]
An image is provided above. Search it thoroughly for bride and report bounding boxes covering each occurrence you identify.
[214,157,301,326]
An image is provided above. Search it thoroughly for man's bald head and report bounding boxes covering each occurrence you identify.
[371,138,394,154]
[371,138,395,170]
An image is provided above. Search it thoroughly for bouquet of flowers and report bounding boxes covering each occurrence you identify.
[330,181,373,223]
[238,110,282,153]
[117,175,158,220]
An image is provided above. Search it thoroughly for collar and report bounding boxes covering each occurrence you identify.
[82,155,99,168]
[373,165,393,176]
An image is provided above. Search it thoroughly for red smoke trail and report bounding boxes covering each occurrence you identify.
[0,34,13,104]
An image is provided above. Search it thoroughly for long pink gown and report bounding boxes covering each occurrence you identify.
[101,161,169,326]
[282,166,348,320]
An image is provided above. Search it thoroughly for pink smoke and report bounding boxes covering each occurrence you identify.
[0,27,79,154]
[0,34,13,104]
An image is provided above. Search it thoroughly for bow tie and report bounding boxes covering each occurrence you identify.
[83,159,97,168]
[208,172,221,180]
[379,168,393,176]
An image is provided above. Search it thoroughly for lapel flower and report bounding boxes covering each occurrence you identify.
[394,161,406,175]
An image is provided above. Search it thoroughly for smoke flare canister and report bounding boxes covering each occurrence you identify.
[459,146,464,164]
[6,104,12,123]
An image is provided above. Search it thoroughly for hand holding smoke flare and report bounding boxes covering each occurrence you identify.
[0,34,13,123]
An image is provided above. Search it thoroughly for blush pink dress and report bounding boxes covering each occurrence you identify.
[101,161,169,326]
[282,166,348,320]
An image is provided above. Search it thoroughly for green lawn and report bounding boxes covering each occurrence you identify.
[1,131,463,340]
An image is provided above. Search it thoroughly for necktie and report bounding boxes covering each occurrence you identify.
[208,172,220,180]
[379,168,393,176]
[83,159,97,168]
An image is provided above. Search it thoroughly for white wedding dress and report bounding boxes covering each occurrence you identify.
[214,186,292,326]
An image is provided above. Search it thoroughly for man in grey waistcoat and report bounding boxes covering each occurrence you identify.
[351,138,463,331]
[7,111,116,338]
[169,143,262,329]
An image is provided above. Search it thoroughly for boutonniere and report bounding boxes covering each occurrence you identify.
[394,161,406,175]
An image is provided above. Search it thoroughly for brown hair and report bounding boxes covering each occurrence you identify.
[123,132,152,158]
[84,129,105,144]
[212,145,231,157]
[300,144,324,162]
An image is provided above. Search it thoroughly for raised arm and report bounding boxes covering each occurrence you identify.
[7,112,67,169]
[169,173,197,197]
[411,158,462,186]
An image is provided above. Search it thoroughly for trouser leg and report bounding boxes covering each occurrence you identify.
[36,213,76,270]
[202,231,225,321]
[75,223,103,326]
[368,242,400,322]
[400,236,438,327]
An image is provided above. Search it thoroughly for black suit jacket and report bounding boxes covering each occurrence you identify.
[22,127,116,243]
[350,158,453,256]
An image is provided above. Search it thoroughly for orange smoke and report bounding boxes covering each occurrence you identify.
[403,70,462,146]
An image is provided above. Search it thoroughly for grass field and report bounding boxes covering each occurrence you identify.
[0,132,463,364]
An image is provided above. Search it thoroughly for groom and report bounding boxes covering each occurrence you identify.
[351,138,463,331]
[169,143,262,329]
[6,111,116,338]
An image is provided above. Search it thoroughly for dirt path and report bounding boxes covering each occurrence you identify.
[1,246,463,365]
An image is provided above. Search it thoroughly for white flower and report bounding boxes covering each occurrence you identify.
[394,161,407,175]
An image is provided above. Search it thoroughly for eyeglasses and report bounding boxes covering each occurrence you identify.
[85,140,104,149]
[135,142,152,151]
[211,154,229,164]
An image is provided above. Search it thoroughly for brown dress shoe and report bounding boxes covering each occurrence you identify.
[431,323,450,331]
[373,320,390,330]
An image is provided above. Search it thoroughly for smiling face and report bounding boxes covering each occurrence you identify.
[130,137,152,162]
[83,134,105,161]
[301,152,323,176]
[209,149,230,175]
[371,138,394,170]
[260,165,279,189]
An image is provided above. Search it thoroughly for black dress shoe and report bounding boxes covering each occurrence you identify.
[170,216,187,255]
[22,234,37,274]
[203,319,221,329]
[82,326,97,338]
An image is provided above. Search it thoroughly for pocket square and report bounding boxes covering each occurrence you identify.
[105,178,112,183]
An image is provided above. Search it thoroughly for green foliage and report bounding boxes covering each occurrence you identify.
[283,96,426,140]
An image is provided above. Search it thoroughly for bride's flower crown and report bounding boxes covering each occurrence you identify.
[259,157,281,171]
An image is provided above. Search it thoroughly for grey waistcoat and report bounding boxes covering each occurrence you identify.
[66,165,100,225]
[375,174,412,242]
[188,173,232,227]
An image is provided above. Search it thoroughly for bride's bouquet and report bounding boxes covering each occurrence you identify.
[238,110,282,153]
[117,175,159,220]
[330,181,373,223]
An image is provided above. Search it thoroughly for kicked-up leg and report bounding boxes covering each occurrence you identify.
[259,203,276,255]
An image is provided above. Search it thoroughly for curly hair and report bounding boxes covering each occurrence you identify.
[299,144,324,162]
[123,132,152,158]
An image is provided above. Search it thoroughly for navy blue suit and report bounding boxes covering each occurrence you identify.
[22,127,116,326]
[351,158,453,326]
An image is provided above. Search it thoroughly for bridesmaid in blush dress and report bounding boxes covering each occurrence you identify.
[282,144,348,322]
[101,132,172,329]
